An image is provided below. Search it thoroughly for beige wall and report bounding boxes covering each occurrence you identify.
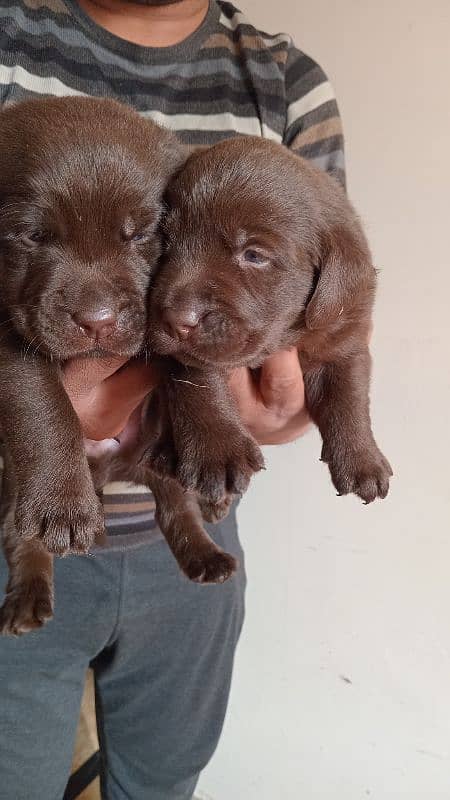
[200,2,450,798]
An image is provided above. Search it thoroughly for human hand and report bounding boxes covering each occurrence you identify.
[228,348,311,445]
[62,356,157,440]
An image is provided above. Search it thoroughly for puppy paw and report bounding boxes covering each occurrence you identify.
[0,578,54,636]
[144,425,264,504]
[176,429,264,503]
[198,494,233,524]
[181,548,238,584]
[16,485,105,556]
[328,445,393,503]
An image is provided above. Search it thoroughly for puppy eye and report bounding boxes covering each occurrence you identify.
[121,228,151,244]
[25,230,53,245]
[130,230,148,242]
[242,249,269,266]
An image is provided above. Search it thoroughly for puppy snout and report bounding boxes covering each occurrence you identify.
[72,307,118,340]
[162,307,201,340]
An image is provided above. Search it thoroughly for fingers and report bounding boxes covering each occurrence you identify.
[259,348,305,415]
[102,360,157,405]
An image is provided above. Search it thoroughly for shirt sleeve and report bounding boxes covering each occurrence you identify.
[283,44,346,189]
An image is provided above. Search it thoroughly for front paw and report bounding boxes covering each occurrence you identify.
[328,444,393,503]
[15,481,105,556]
[144,427,264,504]
[0,577,54,636]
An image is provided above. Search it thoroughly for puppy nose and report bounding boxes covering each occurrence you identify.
[162,307,200,340]
[72,308,117,339]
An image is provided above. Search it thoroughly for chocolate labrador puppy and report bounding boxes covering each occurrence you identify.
[0,96,243,637]
[145,137,392,510]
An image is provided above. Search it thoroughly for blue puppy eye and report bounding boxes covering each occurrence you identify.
[243,249,268,266]
[131,231,147,242]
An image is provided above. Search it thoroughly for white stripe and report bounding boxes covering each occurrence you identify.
[286,81,336,127]
[219,11,292,47]
[261,123,282,143]
[0,63,85,97]
[103,482,150,495]
[142,109,282,141]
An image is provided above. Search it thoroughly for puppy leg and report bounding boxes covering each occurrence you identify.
[0,333,104,556]
[149,475,238,584]
[304,347,392,503]
[141,362,264,504]
[0,503,54,636]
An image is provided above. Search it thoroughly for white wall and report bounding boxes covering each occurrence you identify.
[200,2,450,798]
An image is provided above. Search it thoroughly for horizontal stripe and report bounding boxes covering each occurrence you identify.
[288,99,341,136]
[298,134,344,160]
[289,116,343,150]
[141,108,282,140]
[286,81,336,128]
[0,63,282,140]
[2,50,286,109]
[286,52,322,87]
[105,512,156,527]
[1,43,287,113]
[102,492,154,504]
[103,483,151,495]
[0,62,84,96]
[103,501,156,514]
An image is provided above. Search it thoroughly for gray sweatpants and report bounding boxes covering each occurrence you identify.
[0,510,245,800]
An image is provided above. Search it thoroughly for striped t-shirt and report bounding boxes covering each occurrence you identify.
[0,0,345,549]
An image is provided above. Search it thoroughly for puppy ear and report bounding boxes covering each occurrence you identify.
[305,224,376,330]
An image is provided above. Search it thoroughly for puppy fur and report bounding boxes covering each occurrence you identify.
[0,97,238,637]
[144,136,392,507]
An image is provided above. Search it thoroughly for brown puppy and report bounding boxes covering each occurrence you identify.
[145,136,392,506]
[0,96,235,636]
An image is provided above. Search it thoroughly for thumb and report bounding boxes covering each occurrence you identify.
[259,348,304,412]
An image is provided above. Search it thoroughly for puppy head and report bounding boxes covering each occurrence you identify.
[148,137,375,368]
[0,97,186,360]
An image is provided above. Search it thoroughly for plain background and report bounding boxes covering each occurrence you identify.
[199,1,450,798]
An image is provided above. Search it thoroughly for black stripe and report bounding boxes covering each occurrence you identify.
[105,520,158,536]
[286,51,321,86]
[103,493,154,505]
[285,99,341,141]
[298,135,344,159]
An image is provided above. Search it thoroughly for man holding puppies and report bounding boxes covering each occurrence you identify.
[0,0,344,797]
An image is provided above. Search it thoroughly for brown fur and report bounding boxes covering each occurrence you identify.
[0,111,392,634]
[0,97,238,637]
[144,136,392,507]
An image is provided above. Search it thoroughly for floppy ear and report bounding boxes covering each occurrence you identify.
[305,223,376,331]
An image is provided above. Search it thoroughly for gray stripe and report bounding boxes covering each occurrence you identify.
[105,512,156,527]
[308,149,345,173]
